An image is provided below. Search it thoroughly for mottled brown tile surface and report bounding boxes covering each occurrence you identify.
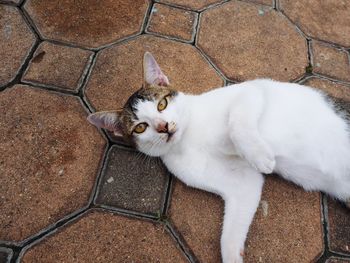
[85,35,223,111]
[95,146,168,215]
[22,42,93,91]
[312,41,350,83]
[327,198,350,254]
[245,176,323,262]
[304,78,350,102]
[0,85,105,243]
[0,5,36,87]
[24,0,149,48]
[168,179,224,263]
[158,0,224,11]
[280,0,350,47]
[21,210,187,263]
[147,4,197,42]
[197,1,308,81]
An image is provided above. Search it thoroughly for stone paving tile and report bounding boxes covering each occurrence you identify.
[158,0,225,11]
[22,42,93,92]
[197,1,308,82]
[85,35,223,111]
[327,198,350,254]
[304,77,350,102]
[21,210,187,263]
[245,176,323,262]
[24,0,149,49]
[0,85,105,243]
[147,3,198,42]
[168,179,224,263]
[95,145,169,215]
[0,247,12,263]
[169,177,323,262]
[279,0,350,47]
[0,5,36,87]
[312,41,350,83]
[327,258,350,263]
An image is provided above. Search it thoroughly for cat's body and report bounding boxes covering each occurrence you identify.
[88,53,350,263]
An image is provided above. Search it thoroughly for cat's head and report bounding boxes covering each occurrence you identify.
[87,52,188,157]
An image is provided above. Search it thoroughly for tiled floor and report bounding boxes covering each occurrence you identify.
[0,0,350,262]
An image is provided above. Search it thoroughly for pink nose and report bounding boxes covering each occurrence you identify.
[156,121,168,133]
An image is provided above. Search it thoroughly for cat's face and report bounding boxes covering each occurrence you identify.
[87,52,187,157]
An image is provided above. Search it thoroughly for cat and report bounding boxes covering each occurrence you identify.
[87,52,350,263]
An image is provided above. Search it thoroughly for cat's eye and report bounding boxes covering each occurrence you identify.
[157,97,168,112]
[133,122,148,134]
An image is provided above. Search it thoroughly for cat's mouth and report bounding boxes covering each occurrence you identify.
[166,131,175,142]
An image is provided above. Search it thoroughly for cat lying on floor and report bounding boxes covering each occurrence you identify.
[88,52,350,263]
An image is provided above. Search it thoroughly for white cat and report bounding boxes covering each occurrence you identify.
[88,52,350,263]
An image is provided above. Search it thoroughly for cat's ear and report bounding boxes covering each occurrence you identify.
[87,110,123,137]
[143,52,169,87]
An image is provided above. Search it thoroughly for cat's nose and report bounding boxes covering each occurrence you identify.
[156,120,168,133]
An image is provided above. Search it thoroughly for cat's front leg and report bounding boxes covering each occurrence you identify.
[221,168,264,263]
[228,89,275,174]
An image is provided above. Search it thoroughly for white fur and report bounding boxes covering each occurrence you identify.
[133,79,350,263]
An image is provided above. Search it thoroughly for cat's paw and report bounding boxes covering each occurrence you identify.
[222,248,244,263]
[246,147,276,174]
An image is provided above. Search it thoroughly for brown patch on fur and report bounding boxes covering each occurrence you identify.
[117,84,178,144]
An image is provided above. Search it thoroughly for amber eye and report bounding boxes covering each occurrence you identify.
[157,97,168,112]
[133,122,148,134]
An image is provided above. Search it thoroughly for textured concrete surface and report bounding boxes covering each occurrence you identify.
[147,3,198,42]
[24,0,149,48]
[0,85,105,243]
[95,145,169,215]
[197,1,308,81]
[279,0,350,47]
[23,41,93,91]
[20,210,187,263]
[327,198,350,254]
[312,41,350,83]
[0,5,36,87]
[1,0,350,262]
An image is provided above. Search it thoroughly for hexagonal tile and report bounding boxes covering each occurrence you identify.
[312,41,350,83]
[245,0,273,6]
[20,210,187,263]
[24,0,149,49]
[22,41,93,92]
[147,3,198,42]
[304,77,350,102]
[0,247,12,263]
[197,1,308,81]
[0,5,36,87]
[157,0,225,11]
[168,177,323,262]
[327,198,350,254]
[279,0,350,47]
[95,145,169,215]
[85,35,224,111]
[0,85,106,243]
